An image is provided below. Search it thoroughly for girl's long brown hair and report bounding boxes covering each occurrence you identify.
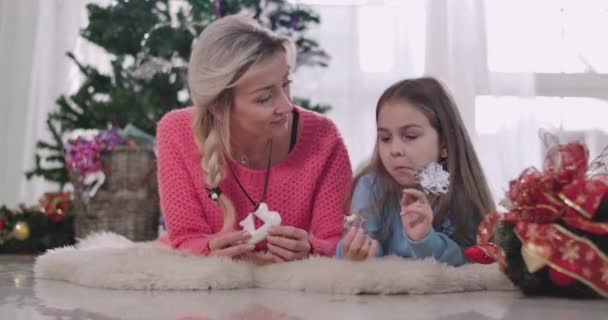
[351,78,495,246]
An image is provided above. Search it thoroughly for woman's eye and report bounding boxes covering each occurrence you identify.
[256,96,272,104]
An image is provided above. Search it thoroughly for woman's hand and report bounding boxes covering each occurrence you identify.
[265,226,312,262]
[208,231,255,257]
[239,250,278,265]
[400,189,434,241]
[340,227,379,260]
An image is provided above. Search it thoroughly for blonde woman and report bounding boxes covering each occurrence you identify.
[157,15,352,263]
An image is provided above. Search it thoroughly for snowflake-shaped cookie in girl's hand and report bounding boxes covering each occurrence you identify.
[343,211,365,231]
[416,162,450,195]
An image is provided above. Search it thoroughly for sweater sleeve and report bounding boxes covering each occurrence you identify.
[307,133,353,256]
[336,174,385,258]
[404,207,482,266]
[405,230,466,266]
[157,111,213,255]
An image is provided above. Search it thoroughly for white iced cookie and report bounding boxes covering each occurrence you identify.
[343,211,365,231]
[238,203,282,244]
[417,162,450,195]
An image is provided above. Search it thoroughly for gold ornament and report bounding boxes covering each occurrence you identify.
[13,221,30,240]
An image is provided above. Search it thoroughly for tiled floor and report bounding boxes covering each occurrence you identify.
[1,255,606,320]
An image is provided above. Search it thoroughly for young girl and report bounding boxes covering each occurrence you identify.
[336,78,495,266]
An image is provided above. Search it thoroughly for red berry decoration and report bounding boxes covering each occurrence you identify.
[549,267,576,287]
[464,244,496,264]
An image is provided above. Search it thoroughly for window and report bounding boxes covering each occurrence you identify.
[478,0,608,159]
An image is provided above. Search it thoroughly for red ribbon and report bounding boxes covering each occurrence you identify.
[475,142,608,297]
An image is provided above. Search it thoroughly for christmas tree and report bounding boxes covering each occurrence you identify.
[26,0,330,188]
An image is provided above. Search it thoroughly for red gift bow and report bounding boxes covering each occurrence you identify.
[475,142,608,298]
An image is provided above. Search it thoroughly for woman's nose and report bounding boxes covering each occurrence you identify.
[275,90,293,115]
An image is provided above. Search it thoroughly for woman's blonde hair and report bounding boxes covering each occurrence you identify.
[353,78,495,246]
[188,14,295,231]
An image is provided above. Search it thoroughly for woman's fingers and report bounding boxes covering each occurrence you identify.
[209,231,251,250]
[267,235,308,252]
[210,243,255,257]
[267,243,298,261]
[268,226,307,240]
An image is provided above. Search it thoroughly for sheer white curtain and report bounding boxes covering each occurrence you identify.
[424,0,540,201]
[3,0,569,207]
[293,1,427,172]
[0,0,95,207]
[294,0,539,203]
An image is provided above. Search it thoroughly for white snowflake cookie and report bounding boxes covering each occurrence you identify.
[417,162,450,195]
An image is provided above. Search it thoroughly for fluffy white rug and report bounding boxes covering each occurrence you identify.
[34,232,515,295]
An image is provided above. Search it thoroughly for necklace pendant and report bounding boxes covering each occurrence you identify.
[240,154,248,165]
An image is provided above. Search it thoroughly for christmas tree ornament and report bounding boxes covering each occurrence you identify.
[13,221,30,241]
[549,267,576,287]
[39,192,71,223]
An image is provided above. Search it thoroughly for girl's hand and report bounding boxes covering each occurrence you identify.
[266,226,312,262]
[340,227,379,260]
[401,189,434,241]
[208,231,255,257]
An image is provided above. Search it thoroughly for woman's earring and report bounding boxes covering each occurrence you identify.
[441,148,447,159]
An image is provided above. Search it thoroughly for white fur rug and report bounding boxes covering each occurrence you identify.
[34,232,515,295]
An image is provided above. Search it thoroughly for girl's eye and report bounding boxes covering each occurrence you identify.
[379,136,391,143]
[402,132,419,140]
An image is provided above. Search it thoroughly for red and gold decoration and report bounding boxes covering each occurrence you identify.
[0,193,74,253]
[39,192,72,223]
[465,140,608,298]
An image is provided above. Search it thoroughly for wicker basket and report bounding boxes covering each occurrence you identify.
[70,146,159,241]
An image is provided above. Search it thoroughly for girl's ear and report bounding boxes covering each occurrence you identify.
[440,140,447,159]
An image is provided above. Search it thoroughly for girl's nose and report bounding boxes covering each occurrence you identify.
[390,143,405,158]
